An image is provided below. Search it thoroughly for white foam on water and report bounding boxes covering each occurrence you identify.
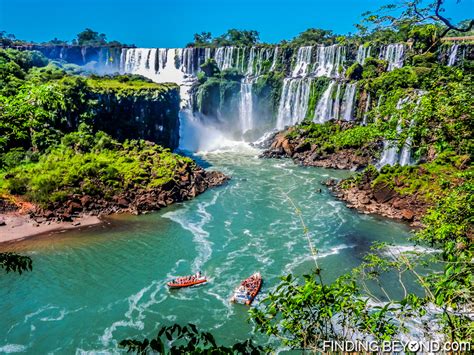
[0,344,28,353]
[284,244,355,273]
[383,244,439,258]
[39,309,67,322]
[179,110,255,154]
[163,191,222,271]
[100,280,164,347]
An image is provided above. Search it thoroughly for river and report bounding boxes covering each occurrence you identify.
[0,147,412,353]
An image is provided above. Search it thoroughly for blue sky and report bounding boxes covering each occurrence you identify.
[1,0,472,47]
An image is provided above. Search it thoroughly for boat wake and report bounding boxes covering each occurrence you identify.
[100,280,165,348]
[162,191,222,271]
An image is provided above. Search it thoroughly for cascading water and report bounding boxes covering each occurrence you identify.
[399,119,415,166]
[215,47,235,70]
[120,43,413,152]
[447,44,459,66]
[313,45,345,78]
[341,83,356,121]
[356,45,371,65]
[270,47,279,71]
[292,46,313,77]
[313,81,357,123]
[381,44,405,71]
[362,92,371,125]
[239,77,255,133]
[376,93,423,168]
[313,81,336,123]
[276,78,312,129]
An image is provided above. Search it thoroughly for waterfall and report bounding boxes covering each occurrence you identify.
[240,77,255,133]
[276,78,312,129]
[313,81,336,123]
[377,140,400,168]
[235,47,241,72]
[181,48,196,74]
[119,44,416,152]
[447,44,459,66]
[292,46,313,77]
[382,44,405,71]
[313,81,356,123]
[376,93,423,168]
[362,92,371,125]
[341,83,356,121]
[122,48,195,107]
[270,47,279,71]
[240,47,247,73]
[356,45,371,65]
[215,47,235,70]
[399,126,413,166]
[246,47,256,75]
[313,45,345,78]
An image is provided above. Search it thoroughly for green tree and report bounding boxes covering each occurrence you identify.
[76,28,107,46]
[362,0,473,41]
[213,29,259,47]
[0,252,32,274]
[189,32,212,47]
[288,28,336,46]
[120,323,262,354]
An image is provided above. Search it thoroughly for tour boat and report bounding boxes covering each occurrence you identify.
[167,272,207,289]
[230,272,262,305]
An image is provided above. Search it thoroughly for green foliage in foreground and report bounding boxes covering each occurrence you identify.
[247,175,473,350]
[0,253,32,274]
[0,125,193,206]
[124,174,472,352]
[120,323,262,354]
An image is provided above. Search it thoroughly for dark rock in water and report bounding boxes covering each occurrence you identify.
[0,219,6,226]
[260,129,374,171]
[323,179,338,187]
[61,213,73,222]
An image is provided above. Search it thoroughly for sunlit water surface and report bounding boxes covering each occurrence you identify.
[0,148,413,353]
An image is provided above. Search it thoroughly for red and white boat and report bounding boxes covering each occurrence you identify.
[167,272,207,289]
[230,272,262,305]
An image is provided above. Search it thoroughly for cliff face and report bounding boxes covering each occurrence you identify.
[88,82,181,149]
[17,45,124,72]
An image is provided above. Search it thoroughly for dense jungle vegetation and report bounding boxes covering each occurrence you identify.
[0,48,184,206]
[1,0,473,353]
[123,1,473,352]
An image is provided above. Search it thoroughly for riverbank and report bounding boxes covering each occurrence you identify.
[1,166,229,243]
[0,150,415,353]
[261,124,429,226]
[260,123,378,171]
[0,213,102,243]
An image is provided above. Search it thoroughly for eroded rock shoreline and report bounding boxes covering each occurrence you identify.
[0,165,228,242]
[261,127,427,226]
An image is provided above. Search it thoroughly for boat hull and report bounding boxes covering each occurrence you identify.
[231,272,262,305]
[167,277,207,289]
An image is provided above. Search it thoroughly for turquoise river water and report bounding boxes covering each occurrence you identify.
[0,147,413,353]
